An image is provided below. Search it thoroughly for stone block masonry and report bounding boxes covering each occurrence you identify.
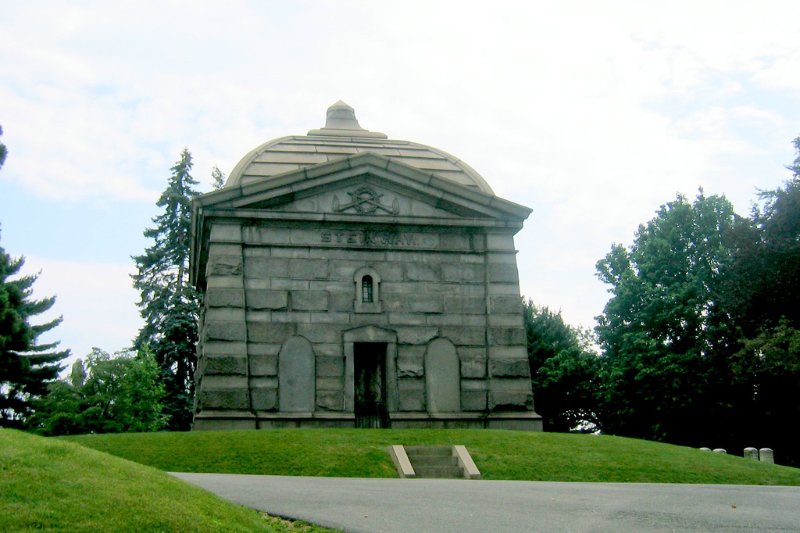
[190,102,541,431]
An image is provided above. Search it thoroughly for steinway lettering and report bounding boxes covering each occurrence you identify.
[321,231,421,247]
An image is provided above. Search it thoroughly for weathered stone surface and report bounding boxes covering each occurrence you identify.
[200,389,249,410]
[328,292,352,312]
[209,224,242,242]
[759,448,774,464]
[488,327,526,346]
[396,327,439,345]
[208,255,242,276]
[487,263,519,283]
[406,263,438,281]
[205,321,247,342]
[316,391,343,411]
[291,290,329,311]
[442,263,484,282]
[397,356,424,378]
[389,313,427,326]
[249,353,278,376]
[489,295,523,314]
[297,323,341,343]
[245,257,289,278]
[317,356,344,377]
[203,341,247,357]
[744,447,759,461]
[461,390,487,411]
[409,296,443,313]
[444,296,485,314]
[205,307,244,322]
[247,290,288,310]
[398,378,425,411]
[207,288,245,308]
[205,356,247,375]
[486,234,515,251]
[490,359,531,378]
[441,326,485,346]
[289,259,329,280]
[459,348,486,378]
[279,336,315,412]
[488,314,524,327]
[489,391,533,411]
[251,387,278,410]
[248,322,295,343]
[425,338,460,413]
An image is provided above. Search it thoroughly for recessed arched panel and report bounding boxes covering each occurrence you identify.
[279,336,315,412]
[425,338,460,413]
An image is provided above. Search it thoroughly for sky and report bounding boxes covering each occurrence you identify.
[2,1,799,366]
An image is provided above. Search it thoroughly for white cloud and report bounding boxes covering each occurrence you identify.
[2,0,799,344]
[20,256,142,366]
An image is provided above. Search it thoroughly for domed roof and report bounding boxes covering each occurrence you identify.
[225,101,494,194]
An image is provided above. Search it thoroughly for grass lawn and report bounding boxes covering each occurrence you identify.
[65,428,800,485]
[0,429,336,532]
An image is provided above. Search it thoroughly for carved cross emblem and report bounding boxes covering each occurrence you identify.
[333,186,399,215]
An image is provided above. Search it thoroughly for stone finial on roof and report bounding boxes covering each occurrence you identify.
[308,100,388,139]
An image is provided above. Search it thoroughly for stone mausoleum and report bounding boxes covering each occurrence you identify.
[190,101,542,431]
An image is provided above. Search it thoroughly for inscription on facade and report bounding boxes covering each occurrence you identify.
[321,230,436,248]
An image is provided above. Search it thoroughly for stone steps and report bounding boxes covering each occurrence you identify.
[404,446,466,479]
[387,444,482,479]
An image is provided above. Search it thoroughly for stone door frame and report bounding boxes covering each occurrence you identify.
[343,325,398,414]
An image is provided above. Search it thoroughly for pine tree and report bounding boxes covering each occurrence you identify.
[132,148,200,430]
[211,165,226,190]
[0,125,7,170]
[0,230,69,427]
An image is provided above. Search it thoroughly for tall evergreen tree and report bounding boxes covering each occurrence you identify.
[132,148,200,430]
[0,125,7,170]
[211,165,226,191]
[0,230,69,427]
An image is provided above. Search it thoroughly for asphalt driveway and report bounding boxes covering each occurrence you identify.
[171,473,800,532]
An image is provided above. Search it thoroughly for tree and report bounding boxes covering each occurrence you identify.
[211,165,226,190]
[132,148,200,430]
[594,191,741,446]
[0,125,7,170]
[0,231,69,427]
[524,300,598,432]
[29,348,166,435]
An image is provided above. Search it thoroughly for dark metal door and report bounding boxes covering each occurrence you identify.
[354,343,389,428]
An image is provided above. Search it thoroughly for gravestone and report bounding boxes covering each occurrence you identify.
[759,448,774,464]
[425,338,460,413]
[279,336,315,412]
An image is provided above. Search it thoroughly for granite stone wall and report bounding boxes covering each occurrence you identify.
[194,219,534,429]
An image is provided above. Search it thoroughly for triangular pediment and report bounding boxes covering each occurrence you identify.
[195,152,531,222]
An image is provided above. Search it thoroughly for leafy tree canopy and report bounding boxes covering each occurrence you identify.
[594,191,741,444]
[524,299,598,432]
[29,348,166,436]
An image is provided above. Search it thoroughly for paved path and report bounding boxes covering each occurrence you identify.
[171,473,800,532]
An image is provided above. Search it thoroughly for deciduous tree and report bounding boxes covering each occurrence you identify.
[594,191,741,445]
[29,348,166,435]
[525,300,598,432]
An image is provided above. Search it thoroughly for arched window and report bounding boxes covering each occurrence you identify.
[354,267,382,313]
[362,275,373,303]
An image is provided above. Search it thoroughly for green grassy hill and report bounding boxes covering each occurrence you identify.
[66,428,800,485]
[0,429,332,532]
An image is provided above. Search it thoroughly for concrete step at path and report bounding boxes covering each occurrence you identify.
[412,465,466,479]
[404,446,464,479]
